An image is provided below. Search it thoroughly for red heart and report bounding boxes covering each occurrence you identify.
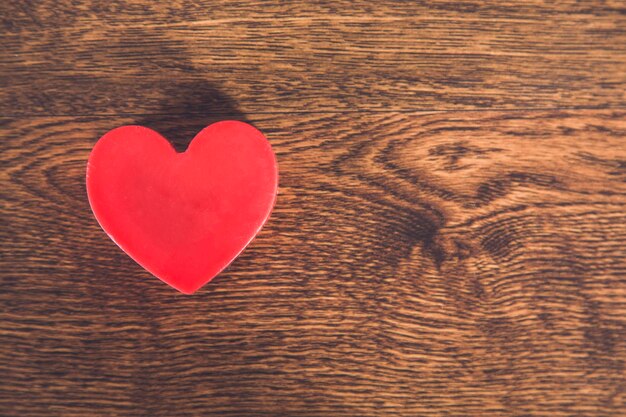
[86,121,278,294]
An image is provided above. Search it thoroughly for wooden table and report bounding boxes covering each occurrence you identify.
[2,1,625,415]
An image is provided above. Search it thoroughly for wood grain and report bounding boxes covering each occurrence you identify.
[2,1,626,416]
[2,1,625,115]
[2,110,626,416]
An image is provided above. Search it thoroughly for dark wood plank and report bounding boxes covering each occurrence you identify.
[2,1,625,115]
[2,110,625,416]
[5,0,626,31]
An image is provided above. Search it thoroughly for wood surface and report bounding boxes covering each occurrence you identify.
[1,1,625,416]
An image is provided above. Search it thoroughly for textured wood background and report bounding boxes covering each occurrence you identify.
[2,1,626,416]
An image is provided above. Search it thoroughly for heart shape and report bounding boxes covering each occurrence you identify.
[86,121,278,294]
